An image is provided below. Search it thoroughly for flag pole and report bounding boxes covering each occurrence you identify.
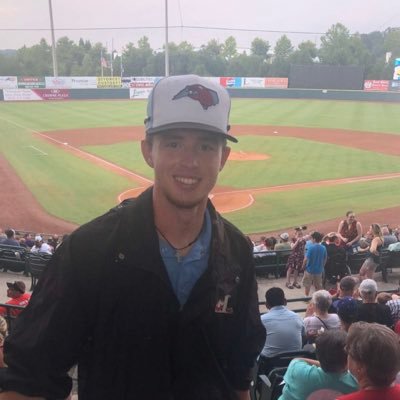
[100,48,104,77]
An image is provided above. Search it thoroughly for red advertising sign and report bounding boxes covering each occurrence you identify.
[265,77,288,88]
[363,80,389,92]
[32,89,70,100]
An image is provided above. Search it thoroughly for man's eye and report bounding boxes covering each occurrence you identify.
[166,142,179,148]
[200,144,214,151]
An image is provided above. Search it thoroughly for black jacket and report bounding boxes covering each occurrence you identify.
[0,187,265,400]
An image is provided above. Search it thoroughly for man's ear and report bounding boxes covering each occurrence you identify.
[219,146,231,171]
[141,140,154,168]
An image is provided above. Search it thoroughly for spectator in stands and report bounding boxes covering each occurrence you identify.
[382,225,398,247]
[267,236,277,250]
[23,233,34,248]
[0,75,265,400]
[260,287,305,358]
[377,292,400,325]
[304,290,340,343]
[285,227,307,289]
[0,281,31,318]
[0,316,7,368]
[322,232,347,288]
[2,229,20,247]
[279,330,358,400]
[338,322,400,400]
[356,279,392,327]
[30,235,53,255]
[336,297,359,332]
[47,234,59,250]
[275,232,292,252]
[358,223,383,281]
[253,236,267,253]
[329,276,359,313]
[337,211,362,251]
[302,232,327,296]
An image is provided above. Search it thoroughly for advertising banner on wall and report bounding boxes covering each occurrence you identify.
[122,76,160,88]
[129,88,152,99]
[33,89,70,99]
[364,80,390,91]
[219,77,242,88]
[18,76,45,88]
[3,89,43,101]
[3,88,70,101]
[265,77,289,88]
[0,76,18,89]
[45,76,97,88]
[389,80,400,92]
[393,58,400,81]
[96,76,122,88]
[242,77,265,88]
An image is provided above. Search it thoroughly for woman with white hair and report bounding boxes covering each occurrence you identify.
[304,290,340,342]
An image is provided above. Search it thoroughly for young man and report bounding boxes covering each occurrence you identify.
[302,231,327,296]
[260,288,304,359]
[0,281,31,318]
[0,75,265,400]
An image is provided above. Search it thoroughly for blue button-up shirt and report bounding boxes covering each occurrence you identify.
[159,209,211,307]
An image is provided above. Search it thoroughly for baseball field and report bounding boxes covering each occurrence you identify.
[1,98,400,236]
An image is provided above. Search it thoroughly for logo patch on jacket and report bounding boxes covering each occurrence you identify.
[172,84,219,110]
[215,294,233,314]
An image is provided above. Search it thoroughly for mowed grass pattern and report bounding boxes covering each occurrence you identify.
[84,136,400,188]
[1,98,400,231]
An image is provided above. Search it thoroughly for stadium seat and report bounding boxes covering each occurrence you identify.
[26,252,51,291]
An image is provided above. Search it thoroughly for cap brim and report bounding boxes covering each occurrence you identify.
[146,122,238,143]
[6,282,13,289]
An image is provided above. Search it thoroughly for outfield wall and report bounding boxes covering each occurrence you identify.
[1,87,399,102]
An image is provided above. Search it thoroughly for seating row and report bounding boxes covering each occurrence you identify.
[254,248,400,283]
[0,244,51,291]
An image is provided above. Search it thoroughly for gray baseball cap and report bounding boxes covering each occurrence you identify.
[144,74,237,143]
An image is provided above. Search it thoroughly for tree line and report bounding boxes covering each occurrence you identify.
[0,23,399,79]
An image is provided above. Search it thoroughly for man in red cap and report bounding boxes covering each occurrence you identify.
[0,281,31,318]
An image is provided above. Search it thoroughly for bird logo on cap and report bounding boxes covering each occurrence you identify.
[172,84,219,110]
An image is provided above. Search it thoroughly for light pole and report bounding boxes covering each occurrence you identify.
[48,0,58,77]
[165,0,169,76]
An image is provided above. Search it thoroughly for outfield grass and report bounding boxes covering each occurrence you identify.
[0,98,399,133]
[228,177,400,234]
[1,98,400,231]
[84,136,400,188]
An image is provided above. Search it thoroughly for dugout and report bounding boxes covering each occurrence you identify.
[289,64,364,90]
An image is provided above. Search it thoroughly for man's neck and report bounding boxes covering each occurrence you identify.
[153,195,207,249]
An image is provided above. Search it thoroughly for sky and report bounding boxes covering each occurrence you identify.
[0,0,399,53]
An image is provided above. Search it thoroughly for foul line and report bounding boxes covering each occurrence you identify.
[27,145,48,156]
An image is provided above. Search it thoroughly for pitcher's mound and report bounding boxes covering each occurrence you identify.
[228,151,269,161]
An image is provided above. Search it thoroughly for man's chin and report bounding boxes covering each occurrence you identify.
[166,194,207,210]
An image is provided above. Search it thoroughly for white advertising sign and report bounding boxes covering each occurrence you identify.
[46,76,96,89]
[129,88,152,99]
[0,76,18,89]
[3,89,42,101]
[242,77,265,88]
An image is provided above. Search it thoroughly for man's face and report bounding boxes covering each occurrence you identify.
[141,130,230,210]
[7,288,19,298]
